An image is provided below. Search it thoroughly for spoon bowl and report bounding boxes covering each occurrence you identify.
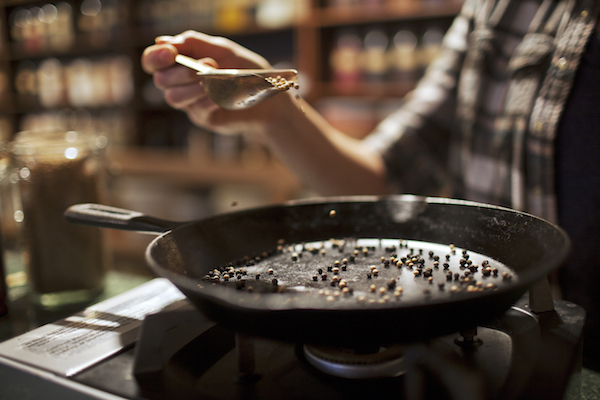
[175,54,298,110]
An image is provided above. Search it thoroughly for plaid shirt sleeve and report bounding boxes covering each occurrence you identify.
[364,0,599,225]
[363,0,479,196]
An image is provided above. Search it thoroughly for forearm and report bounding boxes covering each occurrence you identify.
[263,92,389,196]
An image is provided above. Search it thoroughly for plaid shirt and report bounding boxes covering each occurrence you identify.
[365,0,600,223]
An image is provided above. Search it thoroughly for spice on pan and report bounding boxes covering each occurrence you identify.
[206,238,516,302]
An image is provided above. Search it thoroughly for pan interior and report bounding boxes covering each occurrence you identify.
[196,237,516,306]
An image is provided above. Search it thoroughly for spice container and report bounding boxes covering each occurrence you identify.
[360,27,388,82]
[8,129,108,308]
[389,28,419,82]
[330,29,363,91]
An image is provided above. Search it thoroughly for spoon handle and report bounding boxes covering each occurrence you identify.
[175,54,213,73]
[175,54,297,77]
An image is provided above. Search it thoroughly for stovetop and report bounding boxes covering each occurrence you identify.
[64,298,585,400]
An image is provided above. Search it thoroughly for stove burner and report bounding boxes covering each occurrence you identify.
[303,343,406,379]
[120,300,585,400]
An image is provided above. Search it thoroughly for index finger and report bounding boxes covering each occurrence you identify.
[154,32,232,60]
[154,31,268,69]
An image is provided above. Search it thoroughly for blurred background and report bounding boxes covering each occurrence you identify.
[0,0,462,280]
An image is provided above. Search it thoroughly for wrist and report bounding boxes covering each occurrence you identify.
[262,90,305,135]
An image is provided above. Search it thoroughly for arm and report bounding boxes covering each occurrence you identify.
[141,31,388,196]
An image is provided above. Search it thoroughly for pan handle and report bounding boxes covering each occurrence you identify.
[64,203,186,234]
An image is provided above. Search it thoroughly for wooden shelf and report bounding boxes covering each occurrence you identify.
[316,0,464,27]
[317,80,417,99]
[108,147,303,204]
[6,30,134,61]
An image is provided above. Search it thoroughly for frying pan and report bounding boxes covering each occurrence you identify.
[65,195,570,346]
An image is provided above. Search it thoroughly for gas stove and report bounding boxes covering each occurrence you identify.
[0,279,586,400]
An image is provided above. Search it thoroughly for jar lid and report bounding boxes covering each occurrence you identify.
[10,129,105,161]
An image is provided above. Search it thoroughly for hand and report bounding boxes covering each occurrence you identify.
[141,30,285,134]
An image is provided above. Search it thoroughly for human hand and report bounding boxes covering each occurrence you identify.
[141,30,286,134]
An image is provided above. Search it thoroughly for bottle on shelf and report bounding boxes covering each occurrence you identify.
[361,27,389,83]
[388,27,419,82]
[330,28,363,92]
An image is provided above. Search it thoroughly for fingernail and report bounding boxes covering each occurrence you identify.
[155,35,184,44]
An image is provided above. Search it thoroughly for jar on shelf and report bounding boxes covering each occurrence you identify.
[360,27,389,82]
[330,28,363,91]
[388,28,419,82]
[6,129,108,309]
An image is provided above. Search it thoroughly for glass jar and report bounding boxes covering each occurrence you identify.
[7,129,108,308]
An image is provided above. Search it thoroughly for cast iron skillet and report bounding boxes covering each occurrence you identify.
[65,195,569,346]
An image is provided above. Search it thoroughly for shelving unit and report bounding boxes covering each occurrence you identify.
[0,0,464,200]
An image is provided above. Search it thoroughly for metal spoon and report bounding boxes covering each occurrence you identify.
[175,54,298,110]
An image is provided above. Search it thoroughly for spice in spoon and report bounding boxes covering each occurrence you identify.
[265,75,299,90]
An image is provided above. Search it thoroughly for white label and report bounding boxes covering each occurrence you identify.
[0,278,186,376]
